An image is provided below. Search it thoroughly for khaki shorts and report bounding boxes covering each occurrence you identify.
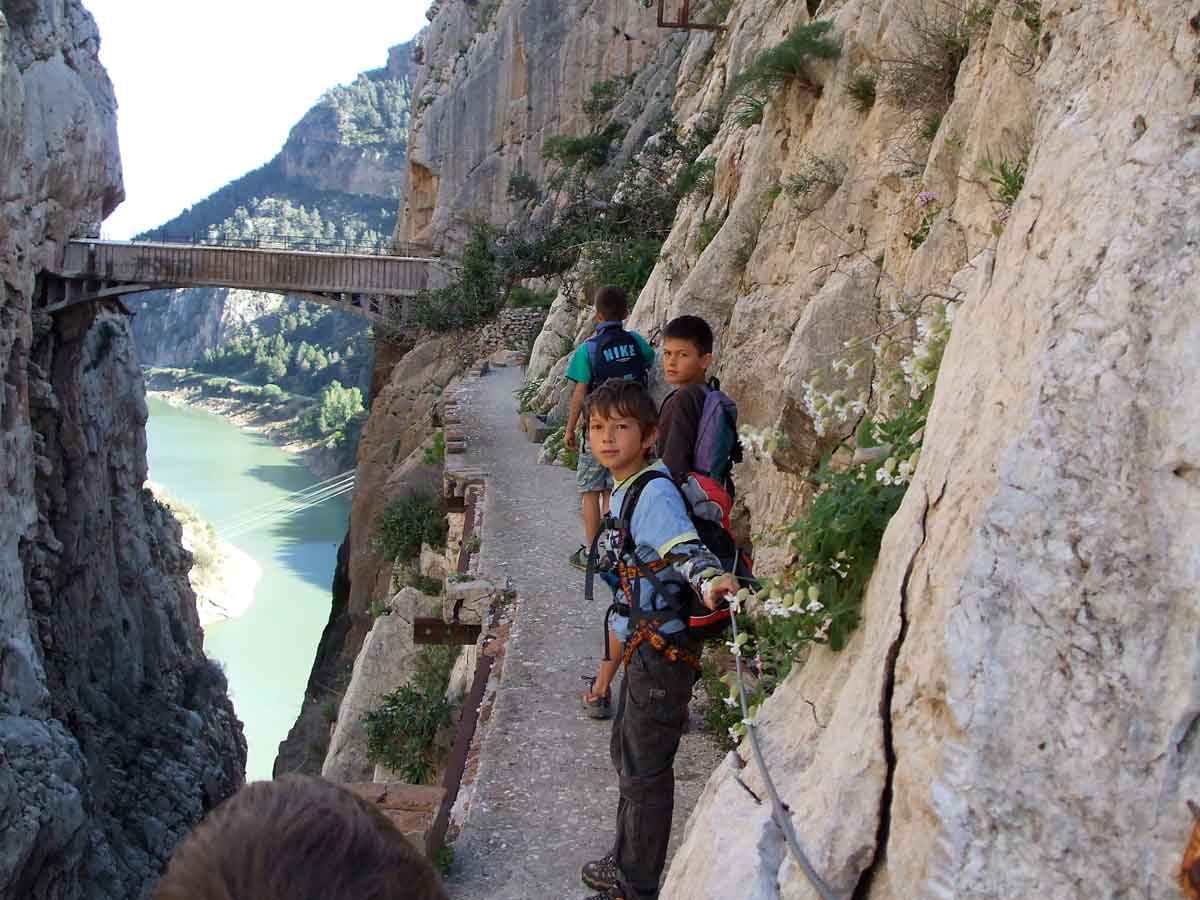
[576,444,614,494]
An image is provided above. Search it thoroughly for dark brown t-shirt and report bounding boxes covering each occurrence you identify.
[656,383,709,481]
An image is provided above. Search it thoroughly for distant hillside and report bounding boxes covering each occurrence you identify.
[131,41,416,402]
[142,48,412,243]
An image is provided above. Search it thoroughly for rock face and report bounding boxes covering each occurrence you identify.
[0,5,245,898]
[279,43,413,198]
[275,340,460,775]
[396,0,676,251]
[322,587,439,783]
[632,0,1199,898]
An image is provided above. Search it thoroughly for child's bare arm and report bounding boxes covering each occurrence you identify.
[564,380,588,450]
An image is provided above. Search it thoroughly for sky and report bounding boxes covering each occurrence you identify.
[86,1,431,239]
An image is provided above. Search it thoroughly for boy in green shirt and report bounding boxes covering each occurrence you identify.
[563,285,655,570]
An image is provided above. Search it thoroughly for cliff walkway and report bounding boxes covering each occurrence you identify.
[446,365,722,899]
[40,238,446,323]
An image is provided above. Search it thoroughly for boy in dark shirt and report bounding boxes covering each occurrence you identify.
[656,315,716,479]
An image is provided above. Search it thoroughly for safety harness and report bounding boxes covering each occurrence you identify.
[584,470,710,672]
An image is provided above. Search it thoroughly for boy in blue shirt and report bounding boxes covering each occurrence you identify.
[563,286,655,571]
[577,379,737,900]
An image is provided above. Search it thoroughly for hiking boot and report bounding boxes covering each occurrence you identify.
[582,889,625,900]
[568,545,590,571]
[580,677,612,720]
[581,853,619,891]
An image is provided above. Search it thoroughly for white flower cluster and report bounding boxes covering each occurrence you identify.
[875,449,921,487]
[899,302,956,398]
[801,378,868,437]
[739,424,788,457]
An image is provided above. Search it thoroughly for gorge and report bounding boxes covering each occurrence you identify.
[2,0,1197,897]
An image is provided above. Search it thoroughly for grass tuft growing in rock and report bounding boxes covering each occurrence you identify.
[374,494,448,563]
[846,72,878,111]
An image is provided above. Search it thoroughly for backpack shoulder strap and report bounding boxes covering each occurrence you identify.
[617,469,675,526]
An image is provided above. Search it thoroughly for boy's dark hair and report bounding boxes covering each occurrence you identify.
[594,285,629,322]
[156,775,448,900]
[584,378,659,440]
[662,314,714,355]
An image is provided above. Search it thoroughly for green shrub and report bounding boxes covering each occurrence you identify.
[363,646,459,783]
[506,285,556,308]
[515,378,545,413]
[299,380,364,440]
[920,112,943,143]
[695,217,723,254]
[730,93,766,128]
[699,651,763,750]
[674,157,716,198]
[592,237,662,297]
[261,383,285,402]
[541,122,627,170]
[423,431,446,466]
[413,224,503,331]
[410,573,444,595]
[374,494,448,563]
[784,151,845,200]
[506,170,540,202]
[729,22,842,101]
[747,303,955,679]
[582,75,635,122]
[980,152,1027,207]
[846,72,878,111]
[705,0,735,24]
[881,0,978,111]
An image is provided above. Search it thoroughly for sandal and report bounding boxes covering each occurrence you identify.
[580,676,612,719]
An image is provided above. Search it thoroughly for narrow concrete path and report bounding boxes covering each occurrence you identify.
[446,365,722,900]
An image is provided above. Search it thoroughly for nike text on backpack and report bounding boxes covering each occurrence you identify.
[587,326,650,392]
[583,470,756,656]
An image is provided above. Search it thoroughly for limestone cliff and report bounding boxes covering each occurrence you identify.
[396,0,679,251]
[384,0,1198,895]
[0,4,245,898]
[621,1,1197,897]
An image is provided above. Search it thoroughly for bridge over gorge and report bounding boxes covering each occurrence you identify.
[39,238,449,323]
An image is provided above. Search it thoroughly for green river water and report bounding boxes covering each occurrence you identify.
[145,397,350,781]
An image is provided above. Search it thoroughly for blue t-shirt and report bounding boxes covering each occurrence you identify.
[604,462,699,640]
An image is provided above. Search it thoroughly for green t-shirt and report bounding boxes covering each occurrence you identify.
[564,323,655,385]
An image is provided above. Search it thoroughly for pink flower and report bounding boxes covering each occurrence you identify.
[916,190,937,208]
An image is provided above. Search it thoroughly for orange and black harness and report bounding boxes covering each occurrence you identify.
[582,471,720,674]
[622,620,702,672]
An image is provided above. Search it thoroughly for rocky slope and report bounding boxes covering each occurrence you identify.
[384,0,1200,896]
[0,4,245,898]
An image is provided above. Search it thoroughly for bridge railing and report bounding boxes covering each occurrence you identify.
[84,230,437,259]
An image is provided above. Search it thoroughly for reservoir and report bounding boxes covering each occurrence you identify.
[145,396,350,781]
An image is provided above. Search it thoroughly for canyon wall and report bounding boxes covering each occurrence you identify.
[0,3,245,897]
[385,0,1199,896]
